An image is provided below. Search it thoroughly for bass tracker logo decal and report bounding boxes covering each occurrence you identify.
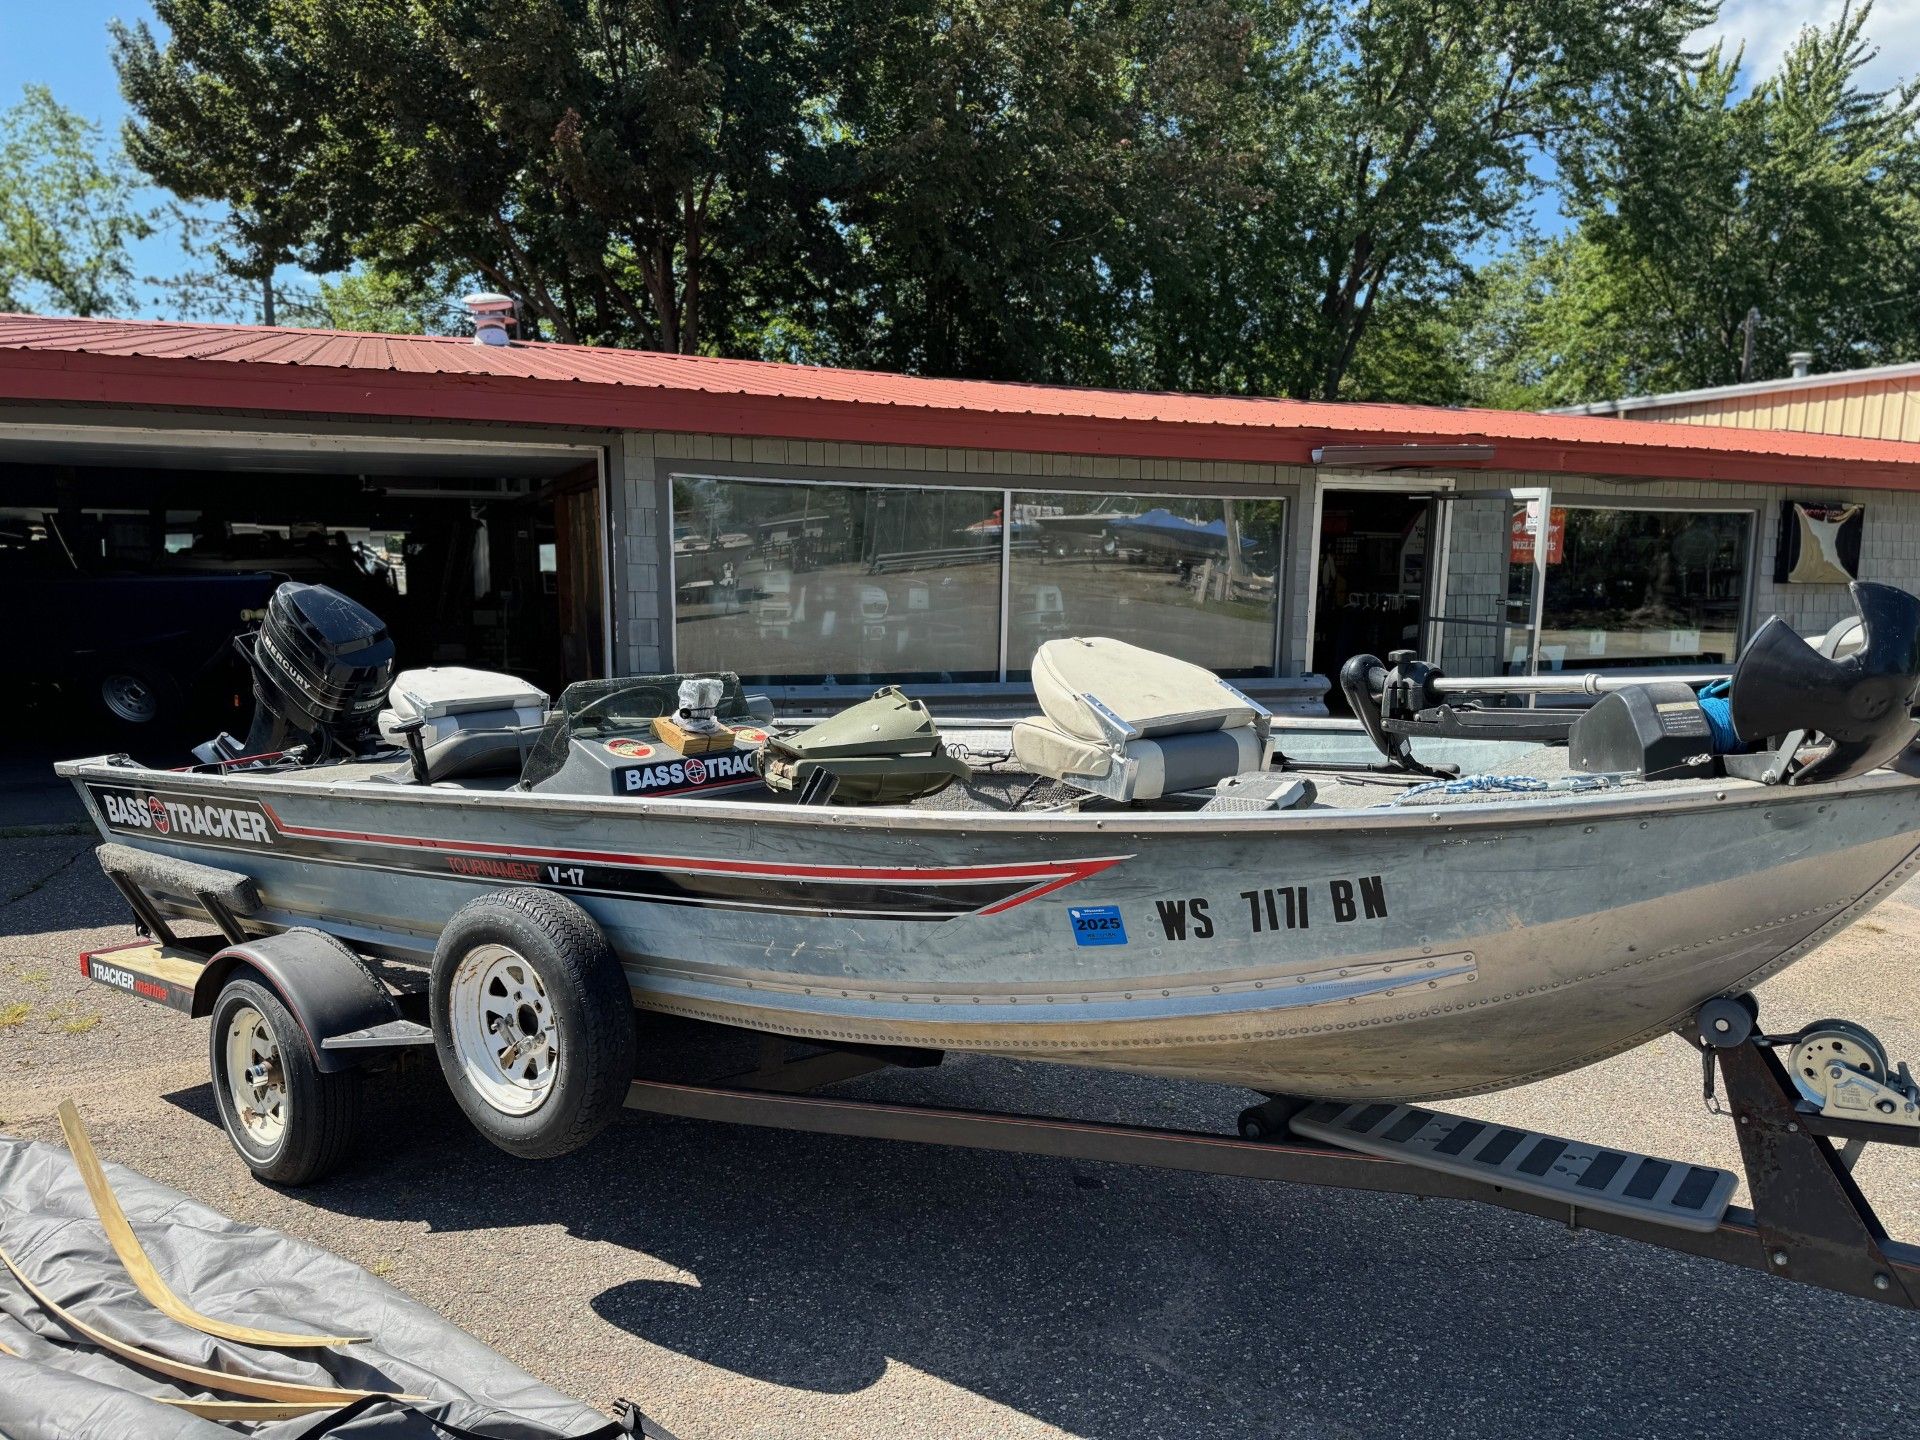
[619,748,759,794]
[92,785,274,846]
[84,777,1128,923]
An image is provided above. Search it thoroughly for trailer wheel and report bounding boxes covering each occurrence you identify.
[209,976,362,1186]
[430,889,635,1160]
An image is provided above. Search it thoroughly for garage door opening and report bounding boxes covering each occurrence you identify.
[0,431,607,749]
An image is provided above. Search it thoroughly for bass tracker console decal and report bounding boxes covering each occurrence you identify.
[84,781,1125,922]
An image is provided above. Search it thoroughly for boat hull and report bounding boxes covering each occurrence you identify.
[60,760,1920,1100]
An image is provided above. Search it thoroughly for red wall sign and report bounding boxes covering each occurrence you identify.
[1510,505,1566,565]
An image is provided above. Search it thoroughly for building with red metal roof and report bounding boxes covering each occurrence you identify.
[2,308,1915,717]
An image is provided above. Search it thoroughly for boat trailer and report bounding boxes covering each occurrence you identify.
[81,915,1920,1309]
[622,1000,1920,1310]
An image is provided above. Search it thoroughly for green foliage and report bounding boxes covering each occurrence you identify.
[0,86,156,316]
[111,0,1710,399]
[1136,0,1714,400]
[288,270,466,335]
[1476,3,1920,404]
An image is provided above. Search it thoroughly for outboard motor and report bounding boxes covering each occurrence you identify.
[195,582,396,764]
[1722,581,1920,785]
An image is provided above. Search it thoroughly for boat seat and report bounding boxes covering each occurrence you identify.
[377,667,550,783]
[1011,637,1270,801]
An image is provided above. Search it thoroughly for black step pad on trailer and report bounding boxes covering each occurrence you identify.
[1290,1100,1738,1233]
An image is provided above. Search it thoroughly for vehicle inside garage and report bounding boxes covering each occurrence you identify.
[0,428,608,752]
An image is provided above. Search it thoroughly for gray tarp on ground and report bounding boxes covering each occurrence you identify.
[0,1136,615,1438]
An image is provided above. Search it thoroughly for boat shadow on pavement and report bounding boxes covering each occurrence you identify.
[160,1018,1920,1440]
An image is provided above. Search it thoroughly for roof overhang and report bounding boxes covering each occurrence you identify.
[6,329,1920,492]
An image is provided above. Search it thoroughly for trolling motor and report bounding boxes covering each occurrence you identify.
[1341,581,1920,786]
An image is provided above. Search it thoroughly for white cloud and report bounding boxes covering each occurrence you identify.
[1697,0,1920,92]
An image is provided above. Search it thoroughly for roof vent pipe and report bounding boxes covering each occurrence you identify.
[1788,350,1814,379]
[464,293,517,347]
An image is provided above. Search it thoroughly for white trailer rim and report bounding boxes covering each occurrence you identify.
[223,1006,288,1148]
[449,943,558,1115]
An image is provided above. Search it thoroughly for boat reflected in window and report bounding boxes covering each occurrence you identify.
[672,476,1003,684]
[1006,492,1283,678]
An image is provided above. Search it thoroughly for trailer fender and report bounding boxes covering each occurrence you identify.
[195,930,403,1073]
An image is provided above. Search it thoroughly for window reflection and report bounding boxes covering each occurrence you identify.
[1536,508,1751,668]
[1006,492,1282,676]
[672,477,1003,683]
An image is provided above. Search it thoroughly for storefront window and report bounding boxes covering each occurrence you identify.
[1006,492,1283,677]
[1535,507,1751,669]
[671,476,1004,684]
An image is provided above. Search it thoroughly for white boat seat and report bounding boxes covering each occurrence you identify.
[1012,637,1270,800]
[377,667,550,783]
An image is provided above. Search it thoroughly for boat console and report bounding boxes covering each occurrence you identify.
[1340,580,1920,787]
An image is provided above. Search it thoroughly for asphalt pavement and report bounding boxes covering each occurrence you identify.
[3,827,1919,1439]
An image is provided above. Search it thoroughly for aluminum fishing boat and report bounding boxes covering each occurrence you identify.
[55,580,1920,1173]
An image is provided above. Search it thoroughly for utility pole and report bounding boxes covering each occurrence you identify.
[1739,306,1760,382]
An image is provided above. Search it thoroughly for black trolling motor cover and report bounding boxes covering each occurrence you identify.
[1728,580,1920,784]
[1567,681,1718,782]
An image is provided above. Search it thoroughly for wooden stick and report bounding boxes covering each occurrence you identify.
[55,1101,362,1348]
[0,1244,421,1405]
[2,1337,350,1420]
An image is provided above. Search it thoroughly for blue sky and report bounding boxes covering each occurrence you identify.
[5,1,1914,321]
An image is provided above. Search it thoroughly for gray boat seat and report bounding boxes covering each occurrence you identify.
[1012,637,1271,800]
[377,667,550,783]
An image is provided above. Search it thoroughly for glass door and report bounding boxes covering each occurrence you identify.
[1427,486,1552,678]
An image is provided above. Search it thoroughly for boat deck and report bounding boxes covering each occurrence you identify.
[255,729,1737,815]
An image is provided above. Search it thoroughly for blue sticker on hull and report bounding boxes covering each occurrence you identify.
[1068,905,1128,946]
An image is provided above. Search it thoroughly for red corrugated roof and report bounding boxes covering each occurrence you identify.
[5,312,1920,489]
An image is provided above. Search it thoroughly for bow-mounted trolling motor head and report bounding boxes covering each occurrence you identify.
[1725,581,1920,785]
[1339,581,1920,787]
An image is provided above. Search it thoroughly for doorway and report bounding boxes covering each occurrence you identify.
[1311,490,1435,685]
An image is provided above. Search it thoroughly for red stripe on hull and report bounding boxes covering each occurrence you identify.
[258,803,1126,910]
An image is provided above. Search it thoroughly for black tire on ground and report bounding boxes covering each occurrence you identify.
[429,888,636,1160]
[87,660,183,733]
[208,975,362,1186]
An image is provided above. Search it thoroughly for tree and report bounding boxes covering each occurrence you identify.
[110,0,1713,398]
[115,0,856,352]
[1129,0,1716,401]
[0,86,156,316]
[1477,3,1920,405]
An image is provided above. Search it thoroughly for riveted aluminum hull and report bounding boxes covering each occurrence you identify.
[59,755,1920,1101]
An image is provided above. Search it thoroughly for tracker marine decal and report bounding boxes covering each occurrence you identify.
[91,786,275,846]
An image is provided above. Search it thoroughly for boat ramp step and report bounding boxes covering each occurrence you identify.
[80,940,208,1014]
[1290,1100,1738,1234]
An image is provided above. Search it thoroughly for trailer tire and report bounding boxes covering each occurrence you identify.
[430,889,635,1160]
[209,975,362,1186]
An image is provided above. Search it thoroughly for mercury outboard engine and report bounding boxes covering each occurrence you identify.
[194,582,396,764]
